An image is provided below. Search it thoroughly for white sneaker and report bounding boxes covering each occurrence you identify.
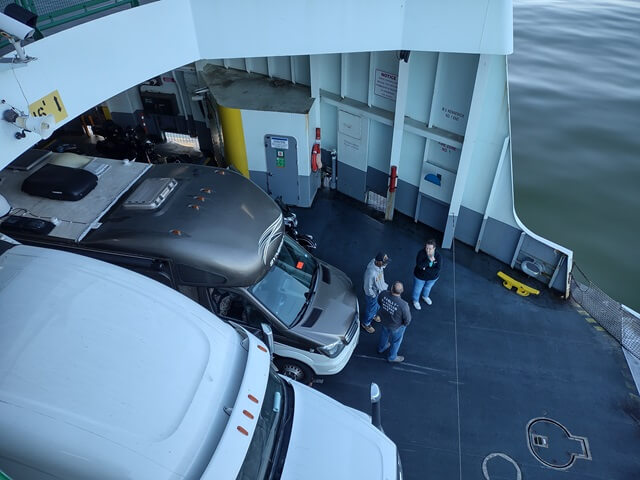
[422,296,432,305]
[413,301,421,310]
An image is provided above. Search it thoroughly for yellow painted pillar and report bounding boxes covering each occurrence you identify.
[218,105,249,178]
[100,105,112,121]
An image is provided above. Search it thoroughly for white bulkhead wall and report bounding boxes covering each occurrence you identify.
[241,110,312,177]
[208,50,504,215]
[105,87,143,117]
[460,55,512,222]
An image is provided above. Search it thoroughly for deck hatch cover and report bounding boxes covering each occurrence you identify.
[302,308,322,328]
[123,177,177,210]
[526,417,591,470]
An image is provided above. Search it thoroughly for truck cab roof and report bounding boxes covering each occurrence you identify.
[0,244,263,479]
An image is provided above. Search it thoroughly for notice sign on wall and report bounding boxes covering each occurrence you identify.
[374,69,398,101]
[270,136,289,150]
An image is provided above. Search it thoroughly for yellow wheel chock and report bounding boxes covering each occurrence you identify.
[497,271,540,297]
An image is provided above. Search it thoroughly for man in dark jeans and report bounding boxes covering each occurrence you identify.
[362,251,389,333]
[376,281,412,363]
[412,239,442,310]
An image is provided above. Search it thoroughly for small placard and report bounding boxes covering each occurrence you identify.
[374,69,398,101]
[29,89,68,123]
[270,136,289,149]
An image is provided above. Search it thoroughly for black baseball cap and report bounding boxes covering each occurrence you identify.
[375,252,390,263]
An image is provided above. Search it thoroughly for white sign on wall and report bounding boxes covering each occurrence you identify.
[374,69,398,101]
[270,137,289,149]
[337,110,368,172]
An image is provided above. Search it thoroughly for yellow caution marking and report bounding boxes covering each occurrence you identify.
[29,89,67,123]
[594,326,605,332]
[497,271,540,297]
[100,105,112,121]
[585,318,596,324]
[576,309,588,315]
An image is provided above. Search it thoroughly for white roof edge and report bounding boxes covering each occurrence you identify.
[202,328,271,479]
[1,0,513,167]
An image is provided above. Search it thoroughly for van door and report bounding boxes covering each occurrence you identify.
[209,288,271,338]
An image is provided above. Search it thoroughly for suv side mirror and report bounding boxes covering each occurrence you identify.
[261,323,274,359]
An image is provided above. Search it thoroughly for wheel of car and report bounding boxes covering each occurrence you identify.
[275,357,314,385]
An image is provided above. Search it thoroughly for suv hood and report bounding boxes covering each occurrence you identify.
[292,263,358,342]
[281,379,397,480]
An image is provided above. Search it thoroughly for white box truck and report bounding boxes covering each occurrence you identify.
[0,239,401,479]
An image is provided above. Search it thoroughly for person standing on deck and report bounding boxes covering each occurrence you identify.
[412,239,442,310]
[362,252,389,333]
[377,281,411,363]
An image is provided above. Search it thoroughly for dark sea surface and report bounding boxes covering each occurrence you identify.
[510,0,640,311]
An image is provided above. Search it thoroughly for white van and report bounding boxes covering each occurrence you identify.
[0,240,400,479]
[0,152,359,385]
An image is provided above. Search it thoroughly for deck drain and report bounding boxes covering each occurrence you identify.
[526,417,591,470]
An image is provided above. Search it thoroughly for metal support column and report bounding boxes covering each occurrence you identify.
[475,136,510,252]
[442,54,491,249]
[384,54,411,221]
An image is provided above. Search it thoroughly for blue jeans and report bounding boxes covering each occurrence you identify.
[377,325,406,361]
[363,294,379,326]
[412,277,438,303]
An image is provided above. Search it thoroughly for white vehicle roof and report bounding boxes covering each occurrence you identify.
[0,244,263,479]
[281,380,398,480]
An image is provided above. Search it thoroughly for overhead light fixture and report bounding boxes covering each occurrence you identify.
[3,107,55,139]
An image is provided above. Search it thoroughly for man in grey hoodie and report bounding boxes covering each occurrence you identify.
[362,252,389,333]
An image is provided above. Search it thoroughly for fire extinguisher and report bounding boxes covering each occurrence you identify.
[311,127,322,172]
[389,165,398,192]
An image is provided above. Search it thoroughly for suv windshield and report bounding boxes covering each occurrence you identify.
[249,236,317,327]
[236,370,291,480]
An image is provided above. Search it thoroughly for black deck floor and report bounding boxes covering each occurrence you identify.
[293,190,640,480]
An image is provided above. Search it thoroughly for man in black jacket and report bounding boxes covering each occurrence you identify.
[376,281,411,363]
[411,239,442,310]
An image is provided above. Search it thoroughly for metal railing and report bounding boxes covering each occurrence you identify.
[1,0,141,50]
[570,263,640,361]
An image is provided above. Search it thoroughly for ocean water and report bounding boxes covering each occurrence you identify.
[509,0,640,311]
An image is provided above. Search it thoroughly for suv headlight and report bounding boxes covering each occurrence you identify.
[317,339,345,358]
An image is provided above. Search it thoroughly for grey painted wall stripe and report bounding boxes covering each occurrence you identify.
[479,217,522,266]
[457,206,483,247]
[337,161,367,202]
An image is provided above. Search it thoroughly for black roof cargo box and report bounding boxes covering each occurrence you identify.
[22,164,98,201]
